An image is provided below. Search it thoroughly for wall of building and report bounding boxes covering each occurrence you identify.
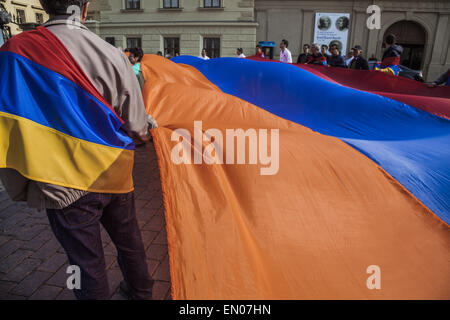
[1,0,48,36]
[255,0,450,81]
[86,0,258,57]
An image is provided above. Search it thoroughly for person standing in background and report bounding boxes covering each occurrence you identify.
[306,43,327,66]
[321,44,331,62]
[327,45,346,68]
[297,44,311,64]
[375,34,403,76]
[199,48,210,60]
[349,45,369,70]
[279,39,292,63]
[255,44,265,58]
[237,48,246,58]
[128,47,145,90]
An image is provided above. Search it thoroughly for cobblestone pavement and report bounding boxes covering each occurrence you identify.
[0,141,171,300]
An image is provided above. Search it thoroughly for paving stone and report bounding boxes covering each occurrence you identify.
[0,249,33,273]
[137,204,157,222]
[0,202,16,219]
[21,230,53,251]
[147,259,159,277]
[46,264,70,287]
[37,253,67,273]
[0,280,17,293]
[152,281,170,300]
[153,229,168,245]
[142,212,165,232]
[28,285,62,300]
[30,238,60,260]
[11,271,53,297]
[146,196,163,209]
[55,288,76,300]
[0,240,25,260]
[0,293,27,300]
[7,224,47,241]
[141,230,158,249]
[1,258,41,282]
[104,254,116,270]
[107,268,123,297]
[103,242,116,256]
[0,211,29,231]
[153,255,170,282]
[0,235,8,247]
[146,244,167,261]
[134,199,149,212]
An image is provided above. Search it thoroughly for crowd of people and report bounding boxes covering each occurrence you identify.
[247,35,393,73]
[232,33,448,85]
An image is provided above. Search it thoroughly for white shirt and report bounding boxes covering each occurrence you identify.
[280,48,292,63]
[199,55,210,60]
[238,53,246,58]
[345,57,354,67]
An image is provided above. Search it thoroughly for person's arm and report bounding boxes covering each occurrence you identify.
[116,53,151,144]
[433,71,448,86]
[287,51,293,63]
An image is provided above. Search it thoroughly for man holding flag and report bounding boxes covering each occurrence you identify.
[0,0,155,299]
[375,34,403,76]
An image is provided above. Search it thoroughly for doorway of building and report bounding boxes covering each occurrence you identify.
[384,20,426,70]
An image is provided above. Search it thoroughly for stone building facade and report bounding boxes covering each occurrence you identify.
[1,0,48,37]
[255,0,450,82]
[86,0,258,58]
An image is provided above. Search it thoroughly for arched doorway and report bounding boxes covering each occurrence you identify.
[384,21,426,70]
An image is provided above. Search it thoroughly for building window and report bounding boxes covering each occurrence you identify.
[203,37,220,58]
[105,37,116,46]
[164,37,180,57]
[125,0,140,10]
[204,0,221,8]
[35,13,43,24]
[163,0,179,8]
[16,9,26,24]
[126,37,142,48]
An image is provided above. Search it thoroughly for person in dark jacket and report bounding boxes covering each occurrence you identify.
[375,34,403,76]
[349,45,369,70]
[321,44,331,61]
[327,45,347,68]
[297,44,311,64]
[306,43,327,66]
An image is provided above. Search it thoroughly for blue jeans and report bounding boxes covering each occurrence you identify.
[47,192,153,300]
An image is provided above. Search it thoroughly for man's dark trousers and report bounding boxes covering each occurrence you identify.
[47,192,153,300]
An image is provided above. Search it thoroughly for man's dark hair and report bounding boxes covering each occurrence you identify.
[321,44,328,49]
[237,48,243,53]
[303,44,310,49]
[385,34,396,45]
[129,47,144,62]
[281,39,289,47]
[40,0,90,16]
[256,44,262,49]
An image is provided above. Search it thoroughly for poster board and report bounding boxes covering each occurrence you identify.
[313,13,350,55]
